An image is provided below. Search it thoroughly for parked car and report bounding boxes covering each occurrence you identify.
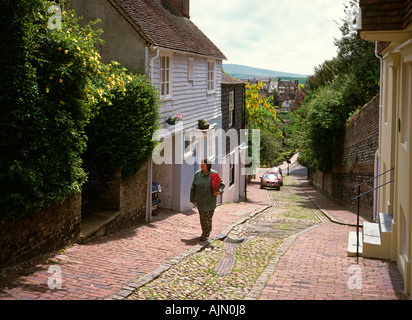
[266,167,283,186]
[152,182,161,211]
[260,173,281,190]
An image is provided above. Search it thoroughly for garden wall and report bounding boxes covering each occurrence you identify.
[309,94,380,219]
[0,194,81,269]
[97,163,149,234]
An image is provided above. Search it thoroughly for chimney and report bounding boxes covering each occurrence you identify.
[295,79,299,87]
[169,0,190,18]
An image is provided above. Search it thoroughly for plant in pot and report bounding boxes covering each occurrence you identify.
[198,119,209,130]
[166,113,183,125]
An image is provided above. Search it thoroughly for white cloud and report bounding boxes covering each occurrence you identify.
[190,0,350,75]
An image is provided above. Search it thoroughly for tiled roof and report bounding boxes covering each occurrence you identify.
[108,0,226,59]
[222,72,244,85]
[359,0,411,32]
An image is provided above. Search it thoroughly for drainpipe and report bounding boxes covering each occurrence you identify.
[146,158,153,222]
[149,46,160,81]
[243,83,247,201]
[374,41,383,221]
[146,45,159,222]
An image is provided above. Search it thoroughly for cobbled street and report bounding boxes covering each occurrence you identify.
[0,164,408,300]
[127,166,325,300]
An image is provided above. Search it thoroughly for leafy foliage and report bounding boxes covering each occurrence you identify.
[244,81,283,167]
[244,81,280,137]
[291,0,380,172]
[0,0,98,221]
[83,69,160,181]
[0,0,160,221]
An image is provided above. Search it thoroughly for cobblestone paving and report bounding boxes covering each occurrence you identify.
[127,172,323,300]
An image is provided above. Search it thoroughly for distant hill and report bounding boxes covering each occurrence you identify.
[223,64,308,83]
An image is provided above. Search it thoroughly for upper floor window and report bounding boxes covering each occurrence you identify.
[207,60,216,93]
[229,153,235,187]
[184,129,195,158]
[207,128,216,160]
[188,58,194,81]
[160,54,172,99]
[229,90,234,127]
[401,62,410,146]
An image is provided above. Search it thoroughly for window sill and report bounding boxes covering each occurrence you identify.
[160,96,173,102]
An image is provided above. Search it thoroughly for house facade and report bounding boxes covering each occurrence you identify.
[220,73,247,204]
[358,0,412,296]
[70,0,227,214]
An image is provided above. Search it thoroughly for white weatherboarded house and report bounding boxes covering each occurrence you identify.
[70,0,227,215]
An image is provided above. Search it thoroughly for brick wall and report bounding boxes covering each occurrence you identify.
[94,163,149,234]
[0,194,81,269]
[0,163,149,269]
[310,94,380,219]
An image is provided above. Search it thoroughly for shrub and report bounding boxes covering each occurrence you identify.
[0,0,104,222]
[83,67,160,183]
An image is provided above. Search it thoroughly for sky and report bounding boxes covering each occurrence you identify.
[190,0,351,76]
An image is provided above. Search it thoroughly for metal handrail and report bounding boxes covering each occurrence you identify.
[352,179,394,201]
[352,168,395,263]
[353,167,394,189]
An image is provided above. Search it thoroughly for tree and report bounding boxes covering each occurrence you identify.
[0,0,98,221]
[244,81,280,137]
[291,0,380,172]
[244,81,283,167]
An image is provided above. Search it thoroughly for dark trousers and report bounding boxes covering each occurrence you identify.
[198,210,214,237]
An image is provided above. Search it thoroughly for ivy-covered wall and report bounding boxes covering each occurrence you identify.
[310,94,380,219]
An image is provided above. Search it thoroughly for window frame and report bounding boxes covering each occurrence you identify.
[207,128,216,161]
[207,59,216,93]
[401,62,410,147]
[229,153,235,187]
[184,129,194,158]
[159,53,173,100]
[229,90,234,128]
[188,58,194,82]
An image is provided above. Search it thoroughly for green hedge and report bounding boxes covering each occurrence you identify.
[0,0,160,221]
[83,69,160,183]
[0,0,97,221]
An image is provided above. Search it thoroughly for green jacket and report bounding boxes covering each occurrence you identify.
[190,169,225,212]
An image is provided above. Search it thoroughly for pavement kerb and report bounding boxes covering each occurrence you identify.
[107,162,356,301]
[244,223,324,300]
[300,183,359,228]
[244,169,361,300]
[106,202,273,300]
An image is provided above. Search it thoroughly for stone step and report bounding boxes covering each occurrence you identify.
[80,209,121,243]
[363,221,381,246]
[379,212,392,233]
[347,213,393,259]
[347,231,363,257]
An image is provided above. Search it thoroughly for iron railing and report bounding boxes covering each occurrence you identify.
[351,167,395,263]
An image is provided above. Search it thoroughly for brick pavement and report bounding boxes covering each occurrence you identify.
[1,163,409,300]
[0,175,268,300]
[259,166,410,300]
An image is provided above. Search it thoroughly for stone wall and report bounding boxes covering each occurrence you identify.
[0,194,81,269]
[309,94,380,219]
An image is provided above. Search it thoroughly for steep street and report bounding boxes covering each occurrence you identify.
[1,160,406,301]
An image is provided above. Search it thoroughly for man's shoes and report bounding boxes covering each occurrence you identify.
[199,235,209,242]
